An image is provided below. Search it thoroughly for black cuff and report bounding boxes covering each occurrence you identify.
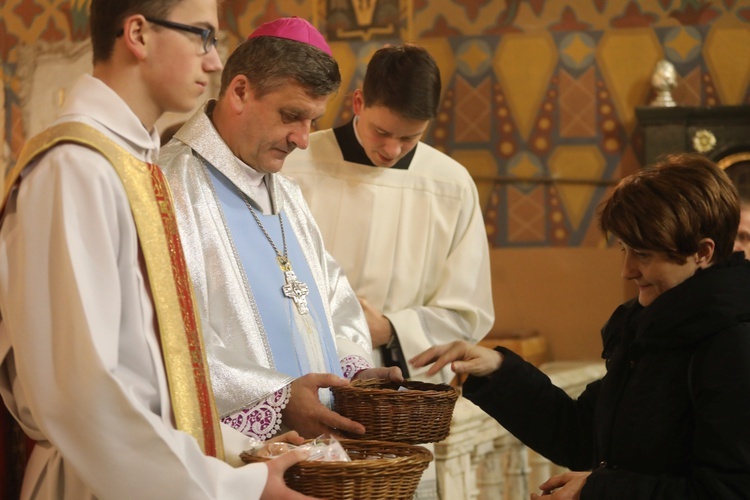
[380,332,411,379]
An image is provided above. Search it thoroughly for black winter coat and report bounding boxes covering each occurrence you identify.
[464,253,750,499]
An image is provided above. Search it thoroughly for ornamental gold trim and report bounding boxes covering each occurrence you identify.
[717,152,750,171]
[5,123,224,459]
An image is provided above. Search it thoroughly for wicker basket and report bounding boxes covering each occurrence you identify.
[240,439,433,500]
[331,379,459,444]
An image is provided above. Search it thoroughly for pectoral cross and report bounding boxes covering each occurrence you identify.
[282,269,310,315]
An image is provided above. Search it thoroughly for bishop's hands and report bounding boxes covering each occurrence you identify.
[352,366,404,383]
[283,373,365,439]
[358,297,394,348]
[409,340,504,378]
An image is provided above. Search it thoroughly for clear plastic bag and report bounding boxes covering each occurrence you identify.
[243,433,351,462]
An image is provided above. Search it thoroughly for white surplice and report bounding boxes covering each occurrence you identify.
[159,103,373,438]
[0,75,269,500]
[284,123,495,384]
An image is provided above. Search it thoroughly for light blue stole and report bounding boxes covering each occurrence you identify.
[207,164,342,379]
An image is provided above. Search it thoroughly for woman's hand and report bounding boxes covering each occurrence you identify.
[409,340,503,378]
[530,471,590,500]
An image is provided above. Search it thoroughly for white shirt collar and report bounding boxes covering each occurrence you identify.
[233,156,271,213]
[234,156,266,187]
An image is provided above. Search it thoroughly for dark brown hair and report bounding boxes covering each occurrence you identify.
[90,0,181,63]
[599,153,739,264]
[219,36,340,99]
[362,44,441,121]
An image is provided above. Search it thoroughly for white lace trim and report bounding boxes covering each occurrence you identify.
[221,385,290,440]
[341,355,372,379]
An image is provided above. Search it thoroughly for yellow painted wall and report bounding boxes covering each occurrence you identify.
[2,1,746,360]
[490,247,632,361]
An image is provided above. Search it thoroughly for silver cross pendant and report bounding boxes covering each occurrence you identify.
[282,269,310,315]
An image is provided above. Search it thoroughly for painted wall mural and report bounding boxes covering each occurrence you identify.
[2,0,749,248]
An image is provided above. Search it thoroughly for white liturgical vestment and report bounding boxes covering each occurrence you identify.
[160,103,373,440]
[284,122,494,384]
[0,75,268,500]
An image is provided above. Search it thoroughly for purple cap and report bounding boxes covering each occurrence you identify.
[247,16,332,57]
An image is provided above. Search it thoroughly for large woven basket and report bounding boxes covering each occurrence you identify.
[331,379,459,444]
[240,439,433,499]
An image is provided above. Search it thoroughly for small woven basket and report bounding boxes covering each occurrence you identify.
[332,379,459,444]
[240,439,433,500]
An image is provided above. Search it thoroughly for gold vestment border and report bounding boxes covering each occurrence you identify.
[2,122,224,459]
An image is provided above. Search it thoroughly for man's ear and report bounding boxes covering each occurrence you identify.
[352,89,365,116]
[227,75,253,112]
[120,15,148,60]
[696,238,716,268]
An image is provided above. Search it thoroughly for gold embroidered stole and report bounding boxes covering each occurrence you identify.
[2,122,224,459]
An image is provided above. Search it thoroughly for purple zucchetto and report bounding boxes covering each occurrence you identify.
[247,16,332,56]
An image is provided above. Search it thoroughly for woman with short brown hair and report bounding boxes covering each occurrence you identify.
[412,153,750,499]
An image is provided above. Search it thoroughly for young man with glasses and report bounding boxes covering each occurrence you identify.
[127,17,219,55]
[0,1,314,499]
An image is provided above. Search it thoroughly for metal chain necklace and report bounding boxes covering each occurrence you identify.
[240,193,310,315]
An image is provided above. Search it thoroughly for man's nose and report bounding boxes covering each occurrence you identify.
[382,138,402,159]
[289,123,311,150]
[203,45,223,73]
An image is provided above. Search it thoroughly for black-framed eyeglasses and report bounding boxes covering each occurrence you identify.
[117,17,218,54]
[145,17,218,54]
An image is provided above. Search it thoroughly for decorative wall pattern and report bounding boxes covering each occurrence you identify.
[2,0,749,248]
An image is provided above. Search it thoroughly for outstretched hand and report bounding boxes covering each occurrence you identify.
[530,471,590,499]
[260,448,321,500]
[409,340,503,378]
[283,373,366,438]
